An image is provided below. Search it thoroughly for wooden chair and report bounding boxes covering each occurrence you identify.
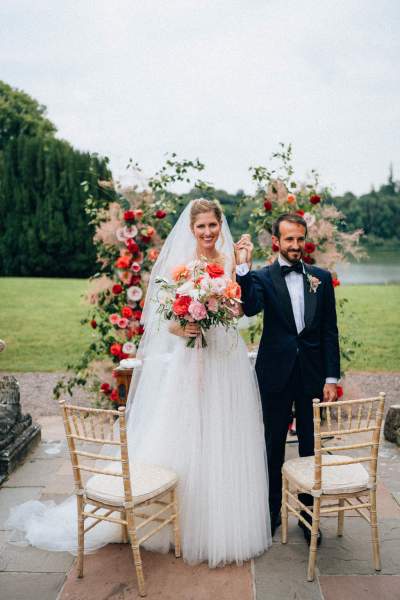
[60,400,181,597]
[281,393,385,582]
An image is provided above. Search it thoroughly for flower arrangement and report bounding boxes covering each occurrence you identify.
[155,260,242,347]
[247,143,365,271]
[242,143,364,374]
[54,156,210,407]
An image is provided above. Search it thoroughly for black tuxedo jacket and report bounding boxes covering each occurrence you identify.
[237,260,340,396]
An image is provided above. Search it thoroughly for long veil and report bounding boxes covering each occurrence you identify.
[125,200,234,438]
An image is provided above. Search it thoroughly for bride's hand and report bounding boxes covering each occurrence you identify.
[169,321,201,338]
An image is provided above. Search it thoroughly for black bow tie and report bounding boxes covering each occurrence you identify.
[280,262,303,276]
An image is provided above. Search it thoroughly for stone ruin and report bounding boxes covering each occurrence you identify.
[0,376,41,485]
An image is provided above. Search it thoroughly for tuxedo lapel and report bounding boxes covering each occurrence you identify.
[303,265,317,329]
[269,260,297,333]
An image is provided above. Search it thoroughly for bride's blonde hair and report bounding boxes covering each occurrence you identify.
[189,198,223,229]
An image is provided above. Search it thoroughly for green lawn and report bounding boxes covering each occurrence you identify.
[0,278,92,371]
[0,278,399,372]
[335,285,400,372]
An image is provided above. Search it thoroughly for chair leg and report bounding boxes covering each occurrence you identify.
[126,509,146,597]
[281,476,288,544]
[307,497,320,582]
[337,499,345,537]
[76,494,85,578]
[121,510,129,544]
[171,487,181,558]
[370,489,381,571]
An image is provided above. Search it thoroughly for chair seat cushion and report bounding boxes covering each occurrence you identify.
[85,462,178,507]
[282,454,370,495]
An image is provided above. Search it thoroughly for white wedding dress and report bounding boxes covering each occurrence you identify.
[7,202,271,566]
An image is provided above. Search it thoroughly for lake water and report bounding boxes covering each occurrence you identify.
[336,249,400,285]
[255,249,400,285]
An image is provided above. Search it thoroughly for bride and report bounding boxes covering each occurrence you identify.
[7,199,271,567]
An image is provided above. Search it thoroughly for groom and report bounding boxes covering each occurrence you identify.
[235,213,340,543]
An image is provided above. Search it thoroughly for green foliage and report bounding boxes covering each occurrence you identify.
[0,135,113,276]
[333,183,400,243]
[0,80,56,149]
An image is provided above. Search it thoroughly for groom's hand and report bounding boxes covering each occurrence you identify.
[235,235,254,267]
[323,383,338,403]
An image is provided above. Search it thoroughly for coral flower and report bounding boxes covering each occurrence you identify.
[115,255,132,269]
[148,248,160,262]
[224,280,241,300]
[287,194,296,204]
[172,264,190,282]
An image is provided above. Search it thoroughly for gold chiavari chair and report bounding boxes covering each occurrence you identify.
[60,400,181,597]
[281,393,385,581]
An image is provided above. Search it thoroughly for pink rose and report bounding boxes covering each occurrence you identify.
[188,300,207,321]
[118,317,129,328]
[207,297,219,313]
[109,313,120,325]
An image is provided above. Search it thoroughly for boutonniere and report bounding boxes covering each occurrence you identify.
[306,273,321,294]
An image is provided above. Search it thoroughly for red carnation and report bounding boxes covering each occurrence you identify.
[303,255,314,264]
[155,209,167,219]
[264,200,273,212]
[141,235,151,244]
[138,325,145,335]
[122,306,133,318]
[110,389,119,402]
[130,274,141,285]
[272,242,279,252]
[304,242,316,254]
[172,295,192,317]
[100,382,111,394]
[126,239,140,255]
[337,385,344,399]
[90,319,97,329]
[296,210,305,216]
[112,284,123,295]
[133,309,142,321]
[206,263,225,278]
[310,194,321,205]
[124,210,136,222]
[332,278,341,287]
[110,343,122,356]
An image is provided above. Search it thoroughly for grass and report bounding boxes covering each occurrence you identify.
[0,278,399,373]
[335,285,400,372]
[0,278,92,372]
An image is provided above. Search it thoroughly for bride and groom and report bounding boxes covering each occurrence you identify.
[8,199,340,565]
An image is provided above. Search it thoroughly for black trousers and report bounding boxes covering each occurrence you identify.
[260,359,323,517]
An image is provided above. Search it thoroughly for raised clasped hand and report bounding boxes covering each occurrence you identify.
[235,234,253,267]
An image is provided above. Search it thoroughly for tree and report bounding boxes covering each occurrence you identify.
[0,80,56,149]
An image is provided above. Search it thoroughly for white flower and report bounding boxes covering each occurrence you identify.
[127,285,143,301]
[122,342,136,355]
[116,227,126,242]
[176,280,195,295]
[123,225,138,239]
[210,277,227,295]
[303,212,316,227]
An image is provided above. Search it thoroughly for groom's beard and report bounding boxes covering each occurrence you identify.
[280,248,302,264]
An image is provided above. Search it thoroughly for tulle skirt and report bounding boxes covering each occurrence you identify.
[7,326,271,566]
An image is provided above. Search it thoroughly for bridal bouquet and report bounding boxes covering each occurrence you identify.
[155,259,242,347]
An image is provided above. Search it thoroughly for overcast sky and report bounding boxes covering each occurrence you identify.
[1,1,399,195]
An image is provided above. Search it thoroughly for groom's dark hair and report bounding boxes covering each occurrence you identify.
[272,213,308,238]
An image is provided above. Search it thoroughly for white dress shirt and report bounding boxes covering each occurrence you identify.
[236,256,338,384]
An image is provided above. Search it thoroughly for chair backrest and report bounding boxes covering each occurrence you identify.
[312,394,385,494]
[59,400,133,503]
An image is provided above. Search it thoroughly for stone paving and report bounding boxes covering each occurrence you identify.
[1,416,400,600]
